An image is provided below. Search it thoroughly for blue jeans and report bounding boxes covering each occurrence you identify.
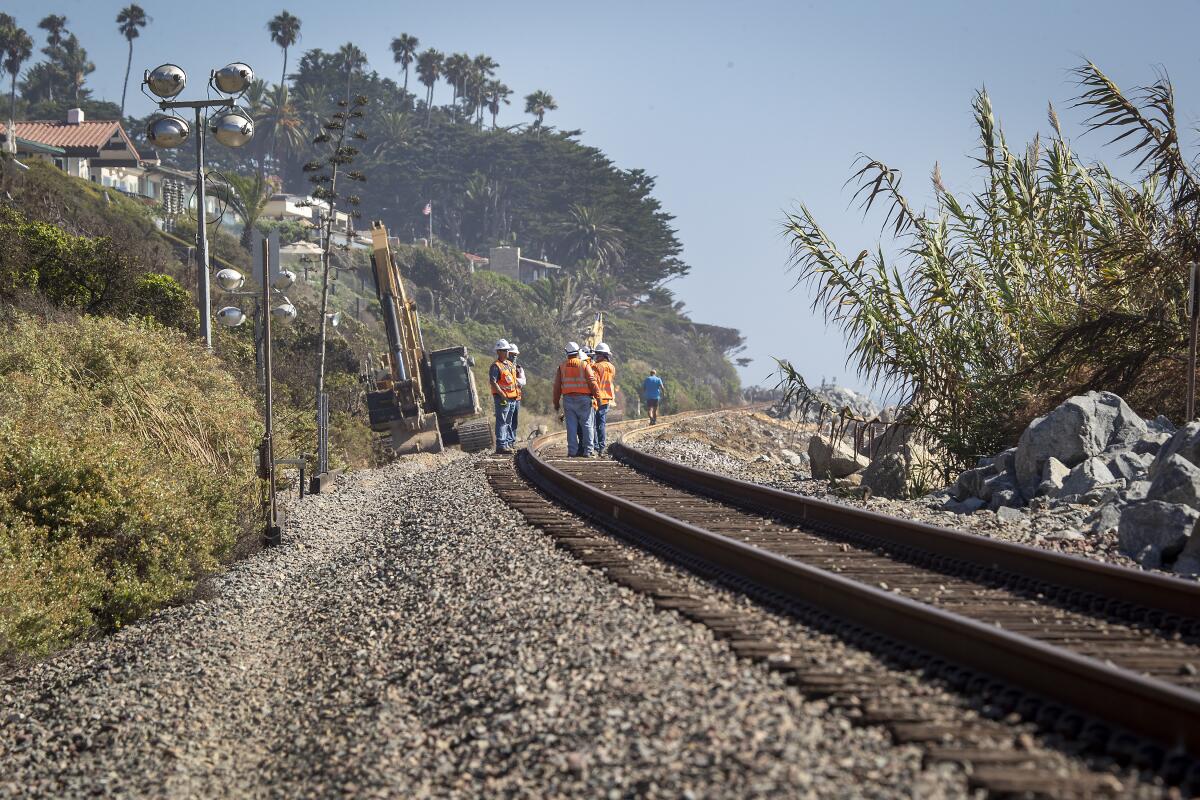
[594,403,609,453]
[493,395,515,449]
[563,394,594,456]
[510,399,520,443]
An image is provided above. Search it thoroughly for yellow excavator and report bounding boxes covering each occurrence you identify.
[582,311,604,353]
[363,221,494,455]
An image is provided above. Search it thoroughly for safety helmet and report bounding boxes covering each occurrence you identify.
[564,341,580,355]
[508,343,520,355]
[594,342,611,355]
[494,338,511,351]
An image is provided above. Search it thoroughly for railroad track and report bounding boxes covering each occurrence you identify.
[487,411,1200,797]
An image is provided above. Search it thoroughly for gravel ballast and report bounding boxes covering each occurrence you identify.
[629,411,1156,572]
[0,452,965,798]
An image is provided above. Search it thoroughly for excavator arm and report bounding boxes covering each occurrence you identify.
[366,222,441,453]
[583,312,604,351]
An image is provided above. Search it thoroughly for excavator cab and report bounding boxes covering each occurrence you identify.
[428,346,478,418]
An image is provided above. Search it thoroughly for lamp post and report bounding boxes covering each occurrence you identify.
[213,252,297,547]
[143,62,257,350]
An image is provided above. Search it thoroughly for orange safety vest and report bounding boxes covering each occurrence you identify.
[593,360,615,404]
[558,356,594,395]
[492,359,520,399]
[512,363,524,401]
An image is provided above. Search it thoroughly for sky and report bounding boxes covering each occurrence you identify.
[7,0,1200,395]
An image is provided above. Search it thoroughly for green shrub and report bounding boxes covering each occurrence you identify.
[130,273,198,332]
[0,311,260,657]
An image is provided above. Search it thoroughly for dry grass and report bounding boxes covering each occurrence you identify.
[0,310,260,658]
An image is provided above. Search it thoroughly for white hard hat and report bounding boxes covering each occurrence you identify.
[594,342,611,355]
[494,338,511,351]
[564,341,580,355]
[508,343,520,355]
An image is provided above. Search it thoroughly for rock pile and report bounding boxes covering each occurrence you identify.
[768,383,880,424]
[947,391,1200,574]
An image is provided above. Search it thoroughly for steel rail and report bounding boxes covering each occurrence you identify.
[610,441,1200,622]
[518,436,1200,758]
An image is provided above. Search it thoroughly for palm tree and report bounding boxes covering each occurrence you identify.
[524,90,557,134]
[364,109,415,167]
[209,172,271,249]
[37,15,67,102]
[267,10,301,85]
[116,4,147,117]
[471,55,498,125]
[336,42,367,100]
[485,80,511,129]
[1,17,32,143]
[290,82,329,141]
[60,34,93,101]
[415,48,443,124]
[557,204,625,271]
[390,33,418,92]
[443,52,470,109]
[256,84,305,175]
[267,10,301,171]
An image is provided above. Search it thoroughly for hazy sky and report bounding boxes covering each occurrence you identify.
[8,0,1200,393]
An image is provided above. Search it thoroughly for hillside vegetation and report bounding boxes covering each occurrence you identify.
[394,244,743,424]
[0,311,260,657]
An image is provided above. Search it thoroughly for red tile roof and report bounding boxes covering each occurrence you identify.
[0,120,139,158]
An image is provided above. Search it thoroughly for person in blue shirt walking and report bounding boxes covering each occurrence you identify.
[642,369,665,425]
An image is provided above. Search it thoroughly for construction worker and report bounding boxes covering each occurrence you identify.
[577,347,595,452]
[553,341,601,457]
[489,338,519,454]
[591,342,616,454]
[643,369,665,425]
[506,343,526,443]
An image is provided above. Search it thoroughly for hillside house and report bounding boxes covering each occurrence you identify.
[1,108,230,223]
[487,246,562,284]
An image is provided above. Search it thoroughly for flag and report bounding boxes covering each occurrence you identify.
[422,202,431,216]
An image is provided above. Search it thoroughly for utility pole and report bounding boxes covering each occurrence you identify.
[261,238,281,546]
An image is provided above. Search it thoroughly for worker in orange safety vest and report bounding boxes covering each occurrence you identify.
[506,342,527,444]
[552,341,601,457]
[490,338,519,454]
[590,342,617,455]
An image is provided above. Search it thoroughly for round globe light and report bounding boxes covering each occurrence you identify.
[212,62,254,95]
[210,109,255,148]
[146,115,190,149]
[216,306,247,327]
[216,268,245,292]
[272,269,297,290]
[271,301,298,323]
[146,63,187,98]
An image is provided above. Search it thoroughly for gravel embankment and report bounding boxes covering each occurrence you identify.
[0,451,965,798]
[629,411,1142,570]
